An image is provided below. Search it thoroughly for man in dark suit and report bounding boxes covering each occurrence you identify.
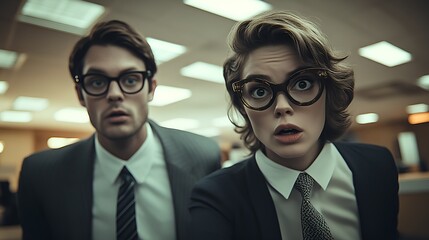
[189,10,398,240]
[18,20,221,240]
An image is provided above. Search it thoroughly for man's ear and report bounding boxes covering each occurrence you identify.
[75,85,86,107]
[148,78,157,101]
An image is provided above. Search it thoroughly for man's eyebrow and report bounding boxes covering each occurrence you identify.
[83,67,141,75]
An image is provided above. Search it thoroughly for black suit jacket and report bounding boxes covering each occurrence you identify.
[18,120,221,240]
[189,142,399,240]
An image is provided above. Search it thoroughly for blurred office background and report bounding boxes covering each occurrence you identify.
[0,0,428,239]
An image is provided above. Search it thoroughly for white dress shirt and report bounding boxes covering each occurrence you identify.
[92,124,176,240]
[256,142,361,240]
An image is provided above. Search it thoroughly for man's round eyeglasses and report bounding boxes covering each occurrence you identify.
[231,68,328,111]
[74,70,152,96]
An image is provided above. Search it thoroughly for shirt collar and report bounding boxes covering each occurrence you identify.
[95,123,156,185]
[255,142,336,199]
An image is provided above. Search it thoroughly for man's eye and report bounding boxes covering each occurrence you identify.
[86,77,107,88]
[121,74,141,86]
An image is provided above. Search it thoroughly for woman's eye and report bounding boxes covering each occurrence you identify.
[293,80,313,91]
[250,87,269,98]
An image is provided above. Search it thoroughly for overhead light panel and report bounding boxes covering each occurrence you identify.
[180,61,224,83]
[356,113,379,124]
[0,81,9,95]
[159,118,200,130]
[47,137,79,149]
[358,41,412,67]
[150,85,192,106]
[54,107,89,123]
[417,75,429,90]
[184,0,272,21]
[13,96,49,111]
[0,49,19,69]
[0,111,33,122]
[406,103,428,114]
[146,38,187,64]
[19,0,105,35]
[408,112,429,125]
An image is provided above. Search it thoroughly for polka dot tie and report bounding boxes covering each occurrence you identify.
[294,173,334,240]
[116,167,138,240]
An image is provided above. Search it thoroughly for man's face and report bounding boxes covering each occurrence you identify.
[241,45,326,170]
[77,44,156,143]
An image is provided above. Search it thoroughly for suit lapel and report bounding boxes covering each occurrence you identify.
[246,157,283,240]
[334,143,374,240]
[149,121,194,240]
[65,135,96,240]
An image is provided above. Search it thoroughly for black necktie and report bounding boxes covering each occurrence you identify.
[294,173,334,240]
[116,167,138,240]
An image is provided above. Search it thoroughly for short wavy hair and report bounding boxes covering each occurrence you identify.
[69,20,156,86]
[224,10,354,154]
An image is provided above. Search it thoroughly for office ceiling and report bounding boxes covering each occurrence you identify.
[0,0,428,144]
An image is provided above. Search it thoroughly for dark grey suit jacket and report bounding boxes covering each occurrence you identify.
[18,120,221,240]
[189,142,399,240]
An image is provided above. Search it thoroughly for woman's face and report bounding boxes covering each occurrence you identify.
[241,45,326,170]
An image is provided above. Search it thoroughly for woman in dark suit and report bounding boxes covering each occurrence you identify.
[189,10,398,240]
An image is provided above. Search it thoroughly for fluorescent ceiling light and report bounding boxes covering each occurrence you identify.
[146,38,187,64]
[0,81,9,95]
[159,118,200,130]
[54,107,89,123]
[0,49,18,69]
[150,85,192,106]
[356,113,379,124]
[184,0,272,21]
[408,112,429,125]
[180,61,224,83]
[417,75,429,90]
[13,96,49,111]
[189,128,220,137]
[0,141,4,153]
[358,41,412,67]
[19,0,105,35]
[0,111,33,122]
[47,137,79,149]
[212,116,233,127]
[406,103,428,114]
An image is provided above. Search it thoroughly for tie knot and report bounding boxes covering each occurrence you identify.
[119,167,135,184]
[294,173,314,200]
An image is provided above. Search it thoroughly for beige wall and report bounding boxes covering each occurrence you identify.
[0,127,92,191]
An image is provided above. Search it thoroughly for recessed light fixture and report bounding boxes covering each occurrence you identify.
[417,75,429,90]
[358,41,412,67]
[0,111,33,122]
[13,96,49,111]
[54,107,89,123]
[0,81,9,95]
[47,137,80,149]
[406,103,428,114]
[189,128,220,137]
[180,61,224,83]
[184,0,272,21]
[0,49,19,69]
[19,0,105,35]
[159,118,200,130]
[0,141,4,153]
[146,38,187,64]
[408,112,429,125]
[356,113,379,124]
[150,85,192,106]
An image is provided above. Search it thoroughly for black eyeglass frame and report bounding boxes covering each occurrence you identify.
[74,70,152,96]
[231,68,329,111]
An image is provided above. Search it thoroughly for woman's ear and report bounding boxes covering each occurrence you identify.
[75,85,86,107]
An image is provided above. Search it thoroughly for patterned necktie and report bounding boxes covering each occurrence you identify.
[294,173,334,240]
[116,167,138,240]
